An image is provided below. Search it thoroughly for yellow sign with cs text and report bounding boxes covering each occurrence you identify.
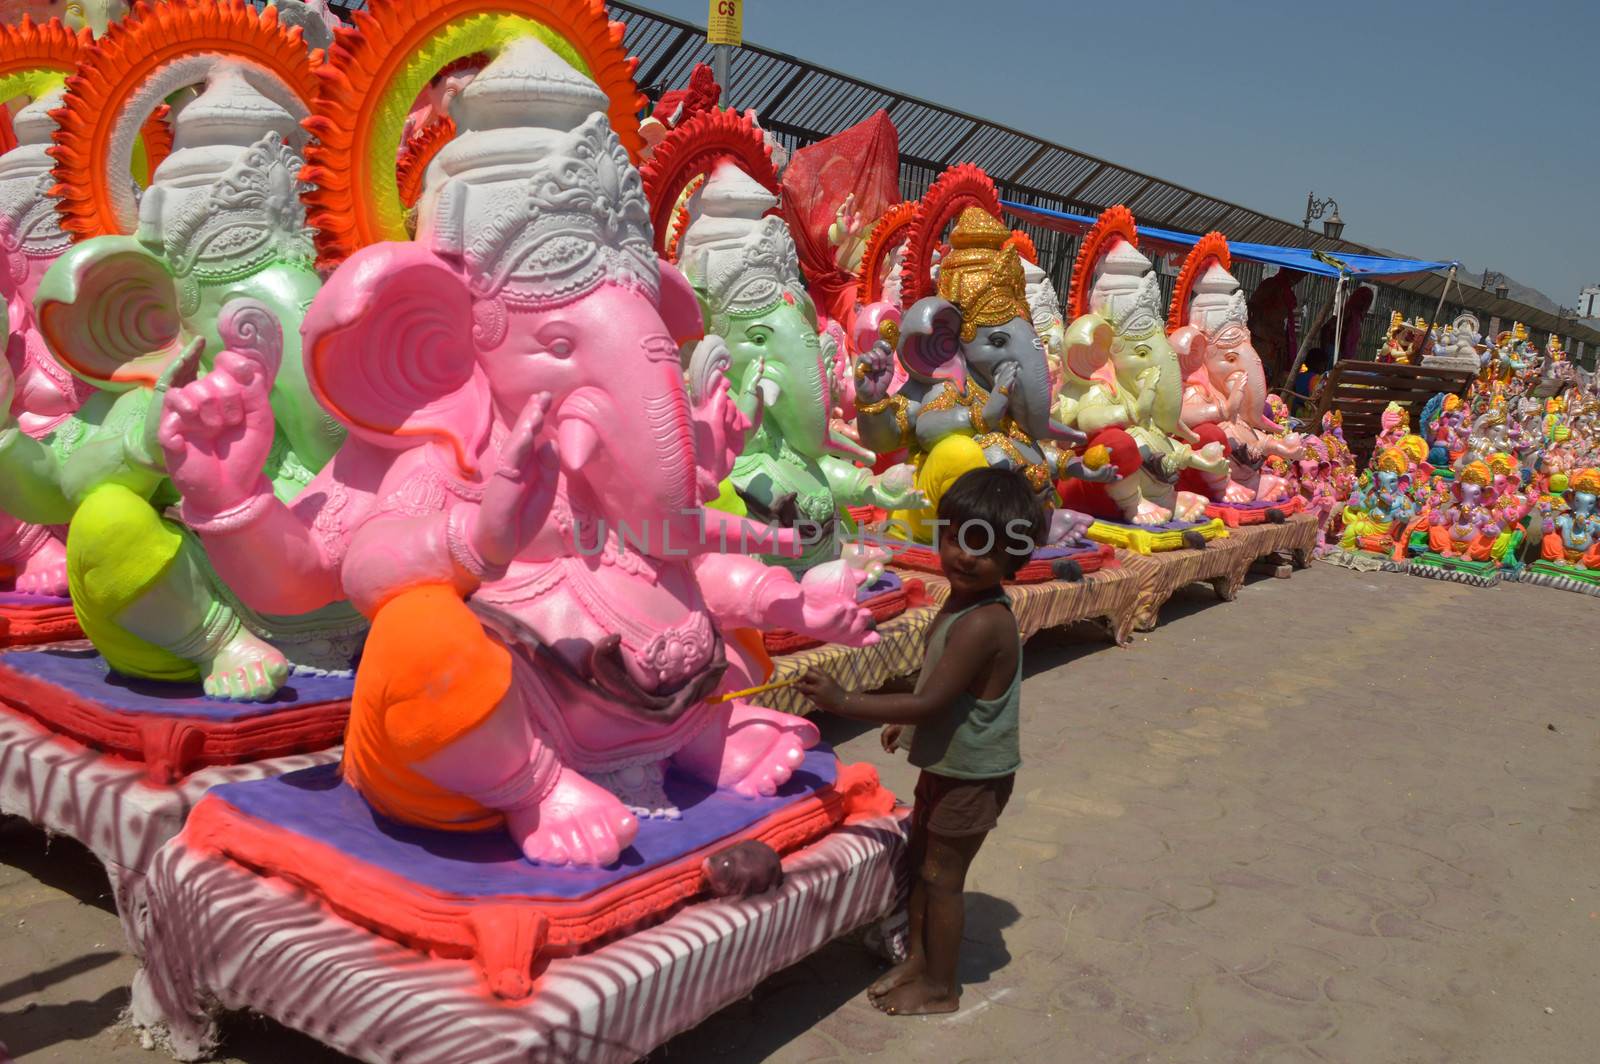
[708,0,742,46]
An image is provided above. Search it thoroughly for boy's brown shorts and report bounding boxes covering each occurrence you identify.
[912,770,1015,838]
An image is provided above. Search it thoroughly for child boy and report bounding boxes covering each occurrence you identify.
[797,467,1044,1016]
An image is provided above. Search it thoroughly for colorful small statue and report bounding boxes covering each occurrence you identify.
[1377,312,1430,364]
[1418,392,1468,467]
[1535,468,1600,569]
[1423,460,1497,561]
[1337,446,1416,557]
[1373,401,1409,458]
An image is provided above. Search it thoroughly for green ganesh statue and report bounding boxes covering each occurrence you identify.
[645,109,921,573]
[0,6,358,698]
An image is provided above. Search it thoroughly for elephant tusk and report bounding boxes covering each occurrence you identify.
[557,418,602,469]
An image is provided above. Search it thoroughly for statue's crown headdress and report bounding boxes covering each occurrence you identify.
[677,160,802,324]
[935,206,1029,342]
[1374,447,1409,474]
[423,37,657,308]
[1572,468,1600,494]
[1167,232,1245,338]
[1459,461,1491,487]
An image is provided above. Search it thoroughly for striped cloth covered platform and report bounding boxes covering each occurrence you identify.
[915,565,1142,647]
[0,707,338,956]
[1117,514,1319,631]
[753,606,939,716]
[131,791,907,1064]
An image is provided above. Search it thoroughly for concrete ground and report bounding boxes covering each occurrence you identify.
[3,563,1598,1063]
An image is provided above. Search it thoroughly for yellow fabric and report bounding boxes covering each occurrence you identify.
[342,584,514,832]
[886,434,989,544]
[1338,511,1393,551]
[66,483,196,682]
[1085,518,1228,555]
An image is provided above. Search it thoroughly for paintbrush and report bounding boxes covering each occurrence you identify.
[707,675,804,704]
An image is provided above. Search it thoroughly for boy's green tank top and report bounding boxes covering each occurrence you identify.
[908,593,1021,779]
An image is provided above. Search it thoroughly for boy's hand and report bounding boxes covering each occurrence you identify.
[880,724,904,754]
[795,668,846,713]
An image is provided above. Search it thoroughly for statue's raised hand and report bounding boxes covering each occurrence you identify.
[853,338,895,403]
[472,392,557,571]
[160,302,283,515]
[982,360,1019,425]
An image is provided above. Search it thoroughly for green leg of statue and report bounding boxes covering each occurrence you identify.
[67,483,288,700]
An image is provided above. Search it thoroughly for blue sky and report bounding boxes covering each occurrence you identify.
[636,0,1598,305]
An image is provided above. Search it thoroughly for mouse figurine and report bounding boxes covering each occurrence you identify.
[702,839,785,898]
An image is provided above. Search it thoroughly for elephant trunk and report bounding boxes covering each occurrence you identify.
[1007,351,1056,443]
[1151,357,1184,433]
[642,367,700,516]
[560,369,700,558]
[1240,344,1269,430]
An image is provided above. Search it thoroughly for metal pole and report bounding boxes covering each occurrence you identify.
[1330,273,1348,369]
[1427,264,1457,339]
[714,44,730,107]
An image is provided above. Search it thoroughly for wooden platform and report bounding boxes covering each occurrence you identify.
[1309,360,1476,461]
[917,565,1142,647]
[1118,515,1319,632]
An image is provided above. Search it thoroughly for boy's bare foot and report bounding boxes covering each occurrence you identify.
[872,977,959,1016]
[867,957,925,1001]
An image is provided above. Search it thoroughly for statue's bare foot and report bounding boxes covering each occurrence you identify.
[13,537,69,597]
[673,704,820,798]
[1222,480,1255,504]
[506,767,639,867]
[201,628,288,701]
[873,978,959,1016]
[1132,500,1172,526]
[869,957,926,1001]
[1174,492,1209,522]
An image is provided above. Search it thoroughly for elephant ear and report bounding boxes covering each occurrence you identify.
[303,241,491,477]
[898,296,966,387]
[852,300,901,357]
[1064,312,1117,390]
[35,237,186,392]
[1168,324,1209,381]
[657,258,706,345]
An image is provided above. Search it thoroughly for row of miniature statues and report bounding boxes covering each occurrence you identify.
[1331,353,1600,571]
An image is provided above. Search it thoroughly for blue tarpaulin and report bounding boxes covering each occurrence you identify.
[1000,201,1456,278]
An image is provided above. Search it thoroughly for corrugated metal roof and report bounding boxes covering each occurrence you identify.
[317,0,1599,351]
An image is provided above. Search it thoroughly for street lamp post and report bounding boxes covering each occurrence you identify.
[1482,270,1509,300]
[1302,192,1345,240]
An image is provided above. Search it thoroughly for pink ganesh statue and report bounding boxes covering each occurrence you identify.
[0,85,87,595]
[1168,233,1303,503]
[157,38,877,868]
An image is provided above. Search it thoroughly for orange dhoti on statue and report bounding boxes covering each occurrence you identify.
[1541,533,1600,568]
[342,584,513,832]
[1428,526,1493,562]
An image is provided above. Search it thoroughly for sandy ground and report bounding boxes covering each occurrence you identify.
[3,563,1598,1063]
